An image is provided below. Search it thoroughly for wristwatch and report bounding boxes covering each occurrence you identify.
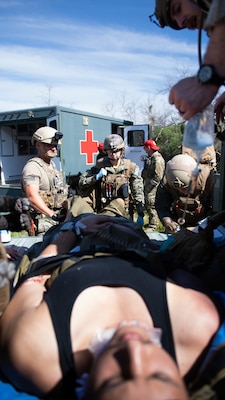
[60,220,86,238]
[197,64,225,86]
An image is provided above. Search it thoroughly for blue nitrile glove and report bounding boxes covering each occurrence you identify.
[137,214,144,227]
[95,168,107,181]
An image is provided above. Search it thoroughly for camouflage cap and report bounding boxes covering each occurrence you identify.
[154,0,184,30]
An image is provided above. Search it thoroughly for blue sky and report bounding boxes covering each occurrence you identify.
[0,0,208,123]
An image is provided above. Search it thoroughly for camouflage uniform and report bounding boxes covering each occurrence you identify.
[22,157,68,234]
[155,164,215,228]
[182,145,217,170]
[78,157,144,218]
[65,195,128,219]
[142,151,165,230]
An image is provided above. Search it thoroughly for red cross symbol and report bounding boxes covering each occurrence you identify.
[80,130,98,164]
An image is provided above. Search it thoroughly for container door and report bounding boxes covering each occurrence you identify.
[46,115,61,171]
[123,125,149,172]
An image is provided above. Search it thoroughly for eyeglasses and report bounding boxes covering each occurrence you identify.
[107,149,121,154]
[42,142,58,148]
[149,14,162,28]
[53,132,63,141]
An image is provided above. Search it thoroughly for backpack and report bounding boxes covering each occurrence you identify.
[182,145,217,168]
[161,210,225,292]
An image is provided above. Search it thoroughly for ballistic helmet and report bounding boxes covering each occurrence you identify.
[103,134,125,151]
[31,126,63,145]
[154,0,184,30]
[166,154,197,189]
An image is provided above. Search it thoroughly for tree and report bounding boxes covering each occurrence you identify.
[102,91,142,124]
[156,124,184,162]
[39,84,54,105]
[102,91,185,160]
[103,91,183,126]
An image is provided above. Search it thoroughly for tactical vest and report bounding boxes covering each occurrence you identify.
[173,197,206,225]
[25,158,69,210]
[171,164,214,226]
[97,159,135,213]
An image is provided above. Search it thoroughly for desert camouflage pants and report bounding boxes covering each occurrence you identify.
[65,196,129,220]
[144,187,160,230]
[34,214,58,235]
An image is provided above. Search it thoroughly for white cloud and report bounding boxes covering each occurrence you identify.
[0,15,199,122]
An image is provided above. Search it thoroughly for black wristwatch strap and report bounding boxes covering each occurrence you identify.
[197,64,225,86]
[51,213,59,221]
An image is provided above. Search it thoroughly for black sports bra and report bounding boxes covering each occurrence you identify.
[44,254,175,396]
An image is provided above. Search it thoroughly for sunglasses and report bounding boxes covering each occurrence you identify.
[42,132,63,145]
[149,13,162,28]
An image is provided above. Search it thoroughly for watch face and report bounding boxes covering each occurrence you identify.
[199,65,213,83]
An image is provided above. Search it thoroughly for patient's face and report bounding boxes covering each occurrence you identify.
[88,324,188,400]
